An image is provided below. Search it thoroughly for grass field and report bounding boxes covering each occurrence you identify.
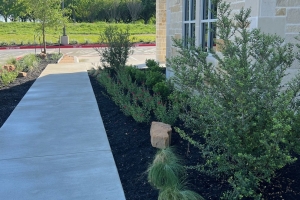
[0,22,156,46]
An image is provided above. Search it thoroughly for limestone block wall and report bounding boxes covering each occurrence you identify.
[156,0,167,64]
[165,0,183,78]
[166,0,183,61]
[276,0,300,44]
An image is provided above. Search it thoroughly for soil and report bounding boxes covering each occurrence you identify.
[1,59,300,200]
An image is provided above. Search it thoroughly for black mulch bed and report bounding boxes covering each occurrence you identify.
[1,59,300,199]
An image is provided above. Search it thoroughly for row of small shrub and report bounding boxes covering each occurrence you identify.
[97,61,179,125]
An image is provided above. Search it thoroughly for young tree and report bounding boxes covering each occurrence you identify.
[28,0,67,53]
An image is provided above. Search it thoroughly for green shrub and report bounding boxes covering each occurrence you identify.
[133,68,147,84]
[97,68,155,123]
[153,100,180,126]
[6,57,17,65]
[98,64,178,125]
[153,81,173,101]
[69,40,78,45]
[145,71,165,89]
[146,59,159,68]
[168,1,300,198]
[0,42,8,46]
[146,59,165,73]
[95,25,134,69]
[19,54,40,72]
[158,187,204,200]
[0,70,18,86]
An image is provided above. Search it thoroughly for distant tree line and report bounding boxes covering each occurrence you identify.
[0,0,156,24]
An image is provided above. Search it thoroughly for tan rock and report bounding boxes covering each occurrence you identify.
[18,72,27,77]
[150,121,172,149]
[3,65,16,72]
[39,53,47,59]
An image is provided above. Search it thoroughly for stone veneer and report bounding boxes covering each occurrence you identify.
[161,0,300,72]
[166,0,183,62]
[156,0,167,64]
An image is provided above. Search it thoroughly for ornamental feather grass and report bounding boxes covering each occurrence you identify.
[158,186,204,200]
[147,147,205,199]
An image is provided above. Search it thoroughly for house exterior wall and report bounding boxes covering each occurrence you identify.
[166,0,183,64]
[156,0,167,64]
[162,0,300,75]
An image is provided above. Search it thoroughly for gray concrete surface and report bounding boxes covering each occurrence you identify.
[0,63,126,200]
[0,47,156,67]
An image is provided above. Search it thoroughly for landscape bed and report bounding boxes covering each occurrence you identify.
[1,59,300,199]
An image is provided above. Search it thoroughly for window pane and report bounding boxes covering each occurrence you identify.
[191,0,196,20]
[201,23,208,51]
[191,23,196,40]
[185,23,189,46]
[203,0,208,20]
[209,22,217,51]
[211,2,217,19]
[185,0,189,21]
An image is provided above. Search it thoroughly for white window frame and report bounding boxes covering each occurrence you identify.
[199,0,217,52]
[183,0,196,46]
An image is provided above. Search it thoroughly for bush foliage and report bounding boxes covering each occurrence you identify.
[168,1,300,198]
[95,25,134,69]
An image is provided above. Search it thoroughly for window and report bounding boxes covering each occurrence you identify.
[183,0,217,51]
[183,0,196,46]
[200,0,217,52]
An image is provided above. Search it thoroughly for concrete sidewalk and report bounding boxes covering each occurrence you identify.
[0,63,126,199]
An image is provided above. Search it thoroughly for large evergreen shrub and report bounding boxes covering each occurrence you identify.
[168,0,300,198]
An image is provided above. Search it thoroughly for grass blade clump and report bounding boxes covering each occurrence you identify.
[147,147,205,200]
[147,147,185,190]
[159,186,204,200]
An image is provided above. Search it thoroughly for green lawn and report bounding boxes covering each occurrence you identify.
[0,22,156,45]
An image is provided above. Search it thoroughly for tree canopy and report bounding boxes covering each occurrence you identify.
[29,0,67,53]
[0,0,156,23]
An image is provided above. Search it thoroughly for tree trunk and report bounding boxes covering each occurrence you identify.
[72,8,76,22]
[42,25,46,54]
[4,16,8,22]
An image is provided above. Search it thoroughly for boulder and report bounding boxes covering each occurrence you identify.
[150,121,172,149]
[39,53,47,59]
[18,72,27,77]
[3,65,16,72]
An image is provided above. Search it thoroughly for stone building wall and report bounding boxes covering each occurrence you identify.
[166,0,183,63]
[276,0,300,45]
[156,0,167,64]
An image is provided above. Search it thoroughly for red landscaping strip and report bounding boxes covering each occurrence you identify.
[0,43,156,50]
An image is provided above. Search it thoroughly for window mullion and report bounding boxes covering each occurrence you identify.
[208,22,211,51]
[208,0,211,20]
